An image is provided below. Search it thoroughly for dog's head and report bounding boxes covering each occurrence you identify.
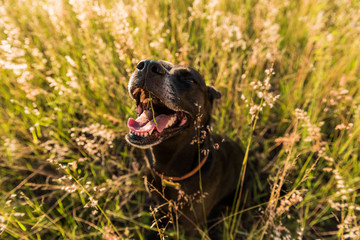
[125,59,221,148]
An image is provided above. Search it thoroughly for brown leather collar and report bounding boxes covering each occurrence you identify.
[153,152,210,181]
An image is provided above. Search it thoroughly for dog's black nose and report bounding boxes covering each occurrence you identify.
[136,60,165,76]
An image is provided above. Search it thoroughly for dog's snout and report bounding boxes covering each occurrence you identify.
[148,61,165,76]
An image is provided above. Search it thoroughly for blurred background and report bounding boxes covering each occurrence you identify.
[0,0,359,239]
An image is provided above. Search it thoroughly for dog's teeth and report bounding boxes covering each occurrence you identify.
[140,90,146,102]
[165,116,177,128]
[133,88,141,96]
[149,129,154,135]
[144,132,148,137]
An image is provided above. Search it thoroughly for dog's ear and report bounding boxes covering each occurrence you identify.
[207,86,221,104]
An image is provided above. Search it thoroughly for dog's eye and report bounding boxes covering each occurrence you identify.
[185,79,195,84]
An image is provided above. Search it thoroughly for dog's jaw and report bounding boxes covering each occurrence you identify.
[125,134,163,149]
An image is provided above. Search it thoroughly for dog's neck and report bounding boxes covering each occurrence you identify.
[146,127,211,178]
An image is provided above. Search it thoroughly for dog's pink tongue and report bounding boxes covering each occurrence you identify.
[154,115,174,132]
[127,111,173,133]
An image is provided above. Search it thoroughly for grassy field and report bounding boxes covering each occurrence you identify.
[1,0,360,239]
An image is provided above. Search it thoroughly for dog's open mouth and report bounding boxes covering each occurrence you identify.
[127,88,189,145]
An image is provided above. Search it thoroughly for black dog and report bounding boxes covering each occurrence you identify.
[125,59,244,236]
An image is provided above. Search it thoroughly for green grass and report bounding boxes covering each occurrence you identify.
[1,0,360,239]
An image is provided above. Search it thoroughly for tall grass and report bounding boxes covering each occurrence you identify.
[1,0,359,239]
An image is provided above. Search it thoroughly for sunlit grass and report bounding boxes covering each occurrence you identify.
[1,0,359,239]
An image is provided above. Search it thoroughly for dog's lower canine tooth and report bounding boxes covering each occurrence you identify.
[133,88,141,95]
[140,90,146,102]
